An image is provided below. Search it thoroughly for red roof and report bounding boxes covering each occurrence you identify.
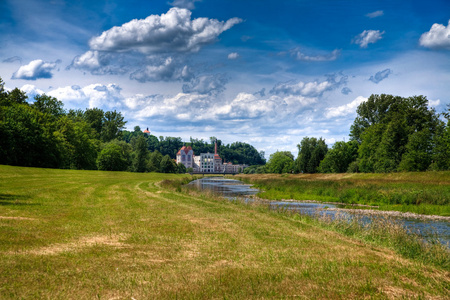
[177,146,193,155]
[143,128,150,133]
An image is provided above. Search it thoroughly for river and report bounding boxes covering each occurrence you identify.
[188,177,450,247]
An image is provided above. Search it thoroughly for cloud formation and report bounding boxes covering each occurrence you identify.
[88,8,242,53]
[366,10,384,18]
[12,59,59,80]
[270,75,347,98]
[288,48,340,62]
[353,30,384,48]
[3,56,22,63]
[325,96,367,118]
[228,52,239,59]
[182,74,228,95]
[369,68,392,84]
[419,20,450,50]
[130,57,193,82]
[169,0,201,10]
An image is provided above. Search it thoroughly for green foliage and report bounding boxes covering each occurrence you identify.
[352,94,442,172]
[160,154,177,173]
[101,110,126,142]
[177,162,187,174]
[84,108,104,136]
[131,135,149,172]
[319,141,358,173]
[148,150,163,172]
[266,151,294,174]
[96,140,130,171]
[243,165,266,174]
[295,137,328,173]
[31,94,65,117]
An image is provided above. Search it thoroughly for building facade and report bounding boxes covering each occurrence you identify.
[176,141,247,173]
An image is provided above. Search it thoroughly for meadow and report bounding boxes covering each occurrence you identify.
[235,172,450,216]
[0,165,449,299]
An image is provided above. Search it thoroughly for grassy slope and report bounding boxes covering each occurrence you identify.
[0,165,448,299]
[235,172,450,216]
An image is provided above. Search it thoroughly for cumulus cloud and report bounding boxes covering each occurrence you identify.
[419,20,450,50]
[366,10,384,18]
[270,75,347,98]
[3,56,22,63]
[353,30,384,48]
[20,84,45,100]
[169,0,201,10]
[48,83,124,109]
[369,68,392,84]
[12,59,59,80]
[88,8,242,54]
[130,57,193,82]
[325,96,367,118]
[182,74,228,95]
[227,52,239,59]
[428,99,440,107]
[288,48,340,62]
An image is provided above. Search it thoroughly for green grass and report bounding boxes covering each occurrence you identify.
[0,165,449,299]
[236,173,450,216]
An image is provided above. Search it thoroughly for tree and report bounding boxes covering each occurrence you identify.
[177,162,187,174]
[430,117,450,170]
[101,110,126,142]
[131,136,148,172]
[319,141,359,173]
[84,108,104,136]
[295,137,328,173]
[266,151,294,174]
[96,141,130,171]
[160,155,177,173]
[398,129,433,171]
[32,94,65,117]
[148,150,163,172]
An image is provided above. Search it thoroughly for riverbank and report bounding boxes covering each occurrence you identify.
[1,165,449,298]
[235,172,450,216]
[251,197,450,221]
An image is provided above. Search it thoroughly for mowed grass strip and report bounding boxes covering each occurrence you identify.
[0,165,449,299]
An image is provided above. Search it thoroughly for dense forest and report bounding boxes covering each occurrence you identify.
[0,77,265,173]
[255,94,450,174]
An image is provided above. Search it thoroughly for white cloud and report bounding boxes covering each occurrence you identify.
[270,75,347,97]
[325,96,367,118]
[48,83,124,109]
[182,74,228,95]
[428,99,440,107]
[130,57,192,82]
[88,8,242,54]
[353,30,384,48]
[369,68,392,84]
[169,0,201,10]
[227,52,239,59]
[12,59,59,80]
[289,48,340,62]
[20,84,45,100]
[419,20,450,50]
[366,10,384,18]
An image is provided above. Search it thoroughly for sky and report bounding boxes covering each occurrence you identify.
[1,0,449,158]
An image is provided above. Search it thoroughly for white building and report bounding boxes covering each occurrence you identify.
[176,141,247,173]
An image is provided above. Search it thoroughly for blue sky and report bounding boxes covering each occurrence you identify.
[1,0,449,157]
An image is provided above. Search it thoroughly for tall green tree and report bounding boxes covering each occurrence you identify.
[131,135,149,172]
[266,151,294,174]
[295,137,328,173]
[319,141,359,173]
[96,140,131,171]
[160,154,177,173]
[101,110,126,142]
[148,150,163,172]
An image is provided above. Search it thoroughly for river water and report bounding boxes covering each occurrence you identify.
[189,177,450,247]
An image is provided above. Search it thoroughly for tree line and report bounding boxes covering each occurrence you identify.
[0,77,265,173]
[246,94,450,174]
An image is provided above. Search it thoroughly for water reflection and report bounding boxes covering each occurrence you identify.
[188,177,450,246]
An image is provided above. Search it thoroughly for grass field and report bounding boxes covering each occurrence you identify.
[235,172,450,216]
[0,165,449,299]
